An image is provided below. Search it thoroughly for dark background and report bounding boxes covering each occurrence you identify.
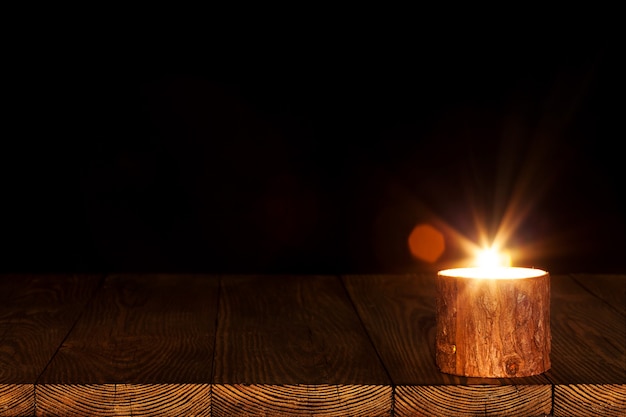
[2,31,623,274]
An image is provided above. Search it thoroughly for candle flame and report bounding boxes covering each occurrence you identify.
[475,246,511,268]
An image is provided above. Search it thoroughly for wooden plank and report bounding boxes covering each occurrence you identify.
[395,385,551,417]
[37,274,218,416]
[212,384,391,417]
[553,384,626,417]
[571,273,626,315]
[212,275,391,416]
[343,274,552,416]
[35,384,211,417]
[0,274,101,416]
[548,274,626,416]
[0,384,32,417]
[547,274,625,384]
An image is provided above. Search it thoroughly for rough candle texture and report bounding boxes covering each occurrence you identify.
[436,270,551,377]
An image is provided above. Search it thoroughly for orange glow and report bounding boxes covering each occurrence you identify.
[475,246,512,268]
[408,223,445,263]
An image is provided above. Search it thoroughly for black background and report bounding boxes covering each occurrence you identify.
[2,27,623,274]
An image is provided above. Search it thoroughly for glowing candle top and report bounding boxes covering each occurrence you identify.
[438,247,547,279]
[438,267,547,279]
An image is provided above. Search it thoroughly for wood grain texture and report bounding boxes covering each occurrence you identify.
[547,275,626,416]
[547,275,625,385]
[0,274,101,416]
[436,271,550,377]
[212,384,391,417]
[214,275,389,385]
[395,385,552,417]
[0,384,33,417]
[342,274,550,384]
[0,274,102,384]
[212,275,390,415]
[38,274,219,384]
[553,384,626,417]
[571,274,626,315]
[1,273,624,416]
[36,384,211,417]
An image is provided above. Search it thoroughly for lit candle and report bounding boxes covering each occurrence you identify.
[435,248,551,378]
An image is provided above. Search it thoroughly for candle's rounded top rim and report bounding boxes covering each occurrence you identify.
[438,267,548,279]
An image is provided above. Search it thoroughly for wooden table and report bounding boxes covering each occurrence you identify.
[1,273,624,416]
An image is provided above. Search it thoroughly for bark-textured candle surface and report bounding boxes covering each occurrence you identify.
[436,267,551,378]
